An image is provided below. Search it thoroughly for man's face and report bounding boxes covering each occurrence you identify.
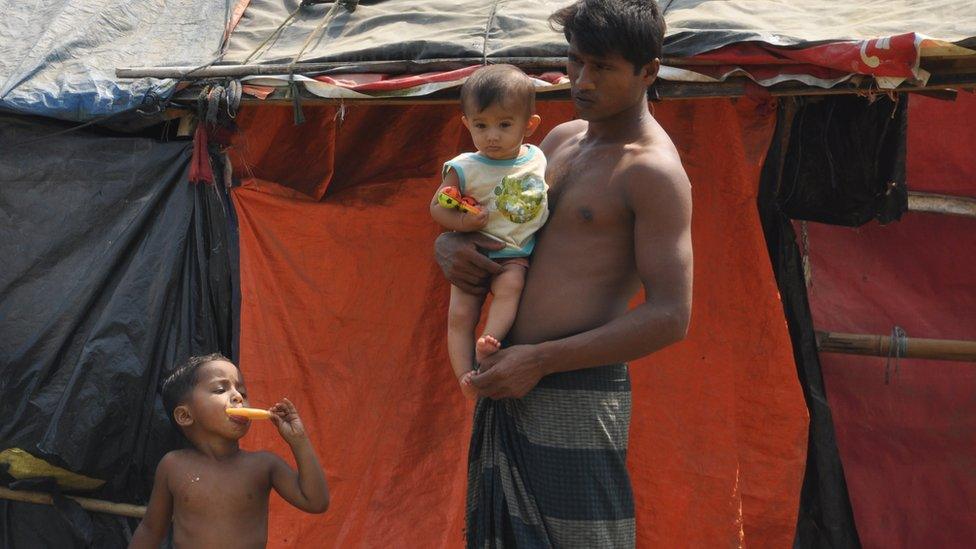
[567,38,657,121]
[182,360,252,439]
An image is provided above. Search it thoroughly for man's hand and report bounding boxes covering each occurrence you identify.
[470,344,548,399]
[434,232,505,294]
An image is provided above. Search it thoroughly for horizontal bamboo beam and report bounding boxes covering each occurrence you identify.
[117,57,571,79]
[908,191,976,218]
[0,487,145,519]
[815,331,976,362]
[168,80,976,108]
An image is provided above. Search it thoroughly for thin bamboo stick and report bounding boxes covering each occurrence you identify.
[116,57,571,78]
[0,487,146,518]
[908,191,976,218]
[815,331,976,362]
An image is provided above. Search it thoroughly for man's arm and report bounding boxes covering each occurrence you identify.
[128,453,175,548]
[472,154,692,398]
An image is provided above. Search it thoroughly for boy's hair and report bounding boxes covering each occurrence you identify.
[459,64,536,117]
[550,0,666,74]
[162,353,231,422]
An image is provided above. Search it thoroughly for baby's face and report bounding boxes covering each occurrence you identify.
[462,102,533,160]
[187,360,252,439]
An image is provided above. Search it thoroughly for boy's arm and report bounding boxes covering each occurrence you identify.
[267,399,330,513]
[128,453,175,548]
[430,169,488,232]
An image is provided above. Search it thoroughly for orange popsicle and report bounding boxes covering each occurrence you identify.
[226,407,272,419]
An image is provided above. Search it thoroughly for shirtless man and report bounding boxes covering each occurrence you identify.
[435,1,692,546]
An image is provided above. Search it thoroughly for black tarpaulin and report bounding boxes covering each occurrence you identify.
[0,114,234,546]
[778,95,909,227]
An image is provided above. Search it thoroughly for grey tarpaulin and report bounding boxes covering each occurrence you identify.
[662,0,976,57]
[226,0,976,64]
[0,0,228,121]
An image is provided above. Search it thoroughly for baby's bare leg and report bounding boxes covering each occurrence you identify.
[448,285,484,385]
[476,262,527,362]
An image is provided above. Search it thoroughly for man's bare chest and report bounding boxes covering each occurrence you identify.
[545,150,629,231]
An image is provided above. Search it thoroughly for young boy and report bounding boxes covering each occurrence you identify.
[130,354,329,548]
[430,65,549,399]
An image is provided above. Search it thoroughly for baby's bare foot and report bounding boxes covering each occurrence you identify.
[476,334,501,363]
[458,370,478,400]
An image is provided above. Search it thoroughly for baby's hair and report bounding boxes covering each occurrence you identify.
[162,352,232,424]
[460,64,536,117]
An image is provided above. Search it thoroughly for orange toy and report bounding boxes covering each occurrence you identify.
[437,186,482,215]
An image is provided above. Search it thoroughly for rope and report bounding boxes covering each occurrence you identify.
[285,1,348,125]
[242,2,305,64]
[885,326,907,384]
[481,0,503,66]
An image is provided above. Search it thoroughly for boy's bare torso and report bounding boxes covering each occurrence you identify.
[167,449,274,549]
[510,118,679,345]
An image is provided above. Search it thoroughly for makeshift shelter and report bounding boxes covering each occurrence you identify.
[1,1,975,547]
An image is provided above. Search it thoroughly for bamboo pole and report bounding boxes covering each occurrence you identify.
[167,79,976,108]
[0,487,146,519]
[815,331,976,362]
[116,57,571,79]
[908,191,976,218]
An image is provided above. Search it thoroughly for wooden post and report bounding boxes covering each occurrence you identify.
[0,487,146,519]
[908,191,976,218]
[815,331,976,362]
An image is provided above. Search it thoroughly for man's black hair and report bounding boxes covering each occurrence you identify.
[161,353,232,424]
[550,0,666,74]
[459,64,536,117]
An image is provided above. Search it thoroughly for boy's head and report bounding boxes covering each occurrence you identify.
[459,64,542,160]
[550,0,666,119]
[162,353,251,442]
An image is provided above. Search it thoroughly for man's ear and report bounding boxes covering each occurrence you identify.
[641,58,661,87]
[523,114,542,138]
[174,405,193,427]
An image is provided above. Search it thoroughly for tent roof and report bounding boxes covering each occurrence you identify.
[2,0,975,122]
[227,0,976,64]
[0,0,227,122]
[664,0,976,56]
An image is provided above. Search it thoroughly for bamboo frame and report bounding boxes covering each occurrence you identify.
[116,57,571,79]
[908,191,976,218]
[0,487,146,519]
[815,331,976,362]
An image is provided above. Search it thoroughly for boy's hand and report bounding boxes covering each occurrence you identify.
[269,398,307,444]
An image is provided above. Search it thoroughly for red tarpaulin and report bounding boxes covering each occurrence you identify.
[228,98,808,547]
[807,92,976,548]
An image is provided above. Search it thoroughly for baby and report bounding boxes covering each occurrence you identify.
[430,65,549,398]
[130,354,328,548]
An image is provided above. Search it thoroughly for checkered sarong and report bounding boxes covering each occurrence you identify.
[465,364,635,548]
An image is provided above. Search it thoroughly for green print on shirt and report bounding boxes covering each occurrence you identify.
[493,174,545,224]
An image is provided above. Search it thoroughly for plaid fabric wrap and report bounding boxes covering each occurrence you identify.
[465,364,636,548]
